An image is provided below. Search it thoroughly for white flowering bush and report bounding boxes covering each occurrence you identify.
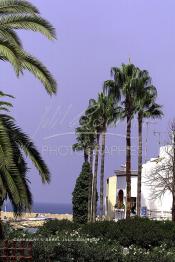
[3,219,175,261]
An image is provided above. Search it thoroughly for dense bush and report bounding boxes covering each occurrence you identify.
[39,217,175,248]
[4,218,175,261]
[123,244,175,262]
[38,218,175,249]
[31,241,175,261]
[31,240,122,261]
[37,219,79,237]
[80,218,175,248]
[72,162,92,224]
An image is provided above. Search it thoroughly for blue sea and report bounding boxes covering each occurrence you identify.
[2,202,73,214]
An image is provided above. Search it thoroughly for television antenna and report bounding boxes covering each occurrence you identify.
[153,130,167,148]
[144,121,157,162]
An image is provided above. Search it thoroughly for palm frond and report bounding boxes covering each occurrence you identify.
[0,174,6,201]
[0,119,22,208]
[9,132,32,212]
[72,143,83,152]
[0,15,56,39]
[103,80,121,101]
[0,91,14,113]
[0,101,13,108]
[1,115,51,183]
[0,38,23,74]
[21,53,57,95]
[0,0,39,14]
[1,167,21,206]
[0,91,15,99]
[0,28,22,47]
[0,115,33,214]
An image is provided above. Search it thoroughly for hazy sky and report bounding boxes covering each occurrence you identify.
[2,0,175,204]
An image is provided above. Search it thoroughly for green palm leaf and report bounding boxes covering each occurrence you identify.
[0,91,15,99]
[0,38,22,74]
[0,0,39,14]
[0,101,13,108]
[0,114,32,213]
[0,2,57,95]
[0,28,22,47]
[0,15,56,39]
[0,175,6,202]
[21,53,57,95]
[0,120,21,207]
[1,115,51,183]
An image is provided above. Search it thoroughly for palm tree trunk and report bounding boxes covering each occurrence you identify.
[172,131,175,221]
[92,133,100,222]
[88,148,93,222]
[137,113,143,216]
[84,149,89,163]
[126,115,131,219]
[172,194,175,222]
[100,129,106,220]
[0,205,3,240]
[89,148,93,172]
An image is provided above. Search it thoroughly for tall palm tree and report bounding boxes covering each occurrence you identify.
[104,63,139,218]
[0,92,50,238]
[85,94,120,221]
[85,99,102,222]
[135,73,163,216]
[93,93,121,219]
[73,113,96,222]
[92,131,99,222]
[0,0,57,94]
[73,120,95,164]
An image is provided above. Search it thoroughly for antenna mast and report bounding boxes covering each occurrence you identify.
[144,121,157,161]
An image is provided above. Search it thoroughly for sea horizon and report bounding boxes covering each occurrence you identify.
[2,202,73,214]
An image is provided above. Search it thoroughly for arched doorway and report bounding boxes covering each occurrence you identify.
[117,190,124,209]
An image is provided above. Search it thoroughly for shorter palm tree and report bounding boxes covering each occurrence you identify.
[92,93,121,219]
[0,91,50,238]
[85,93,121,221]
[85,99,102,222]
[104,64,139,218]
[73,112,96,222]
[135,71,163,216]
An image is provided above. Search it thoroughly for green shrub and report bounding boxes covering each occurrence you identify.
[80,220,116,239]
[37,217,175,248]
[32,240,55,261]
[37,219,79,237]
[124,245,175,262]
[72,162,91,224]
[31,241,175,262]
[7,217,175,258]
[80,218,175,248]
[32,240,123,262]
[112,218,165,248]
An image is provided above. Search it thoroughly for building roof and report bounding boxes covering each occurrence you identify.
[114,170,138,177]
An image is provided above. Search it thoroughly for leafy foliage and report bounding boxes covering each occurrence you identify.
[6,218,175,261]
[37,219,78,236]
[0,0,57,95]
[31,240,123,262]
[72,162,91,224]
[80,218,175,248]
[39,217,175,249]
[0,93,50,214]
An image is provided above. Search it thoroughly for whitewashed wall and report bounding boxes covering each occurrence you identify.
[117,176,137,198]
[141,145,172,218]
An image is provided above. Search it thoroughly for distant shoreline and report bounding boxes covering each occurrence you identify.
[2,202,73,215]
[2,211,73,221]
[2,211,73,229]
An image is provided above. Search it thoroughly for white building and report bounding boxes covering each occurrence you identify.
[106,145,173,220]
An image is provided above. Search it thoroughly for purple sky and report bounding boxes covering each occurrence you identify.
[1,0,175,204]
